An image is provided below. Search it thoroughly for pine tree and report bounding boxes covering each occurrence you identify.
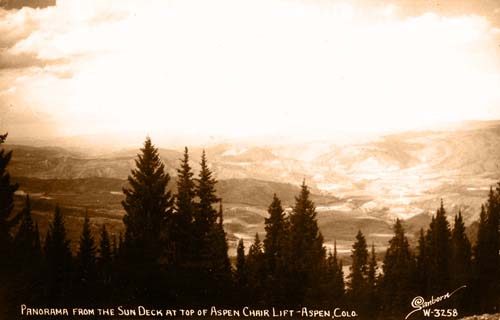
[415,228,429,295]
[324,241,345,304]
[235,239,247,289]
[367,244,377,292]
[77,214,97,283]
[246,233,266,306]
[8,195,43,310]
[76,214,97,304]
[263,194,288,273]
[194,150,219,250]
[205,203,232,302]
[263,194,289,305]
[121,137,174,302]
[189,151,233,303]
[426,200,452,295]
[98,225,112,285]
[348,230,369,309]
[14,195,41,262]
[366,244,378,317]
[44,205,72,302]
[0,133,20,271]
[450,210,472,311]
[285,182,325,306]
[474,186,500,313]
[122,137,174,264]
[380,219,415,317]
[172,147,196,267]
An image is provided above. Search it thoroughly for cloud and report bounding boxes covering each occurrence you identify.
[1,0,500,140]
[0,0,55,10]
[0,51,68,70]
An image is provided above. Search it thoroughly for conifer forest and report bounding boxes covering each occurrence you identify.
[0,134,498,319]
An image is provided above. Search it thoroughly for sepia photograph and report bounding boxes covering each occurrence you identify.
[0,0,499,319]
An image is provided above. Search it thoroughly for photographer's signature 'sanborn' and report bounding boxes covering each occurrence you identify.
[405,286,467,320]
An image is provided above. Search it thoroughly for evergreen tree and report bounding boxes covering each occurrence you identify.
[189,151,233,303]
[348,230,369,311]
[121,137,174,302]
[122,137,174,263]
[0,133,20,271]
[263,194,288,273]
[324,241,345,304]
[205,203,232,302]
[474,186,500,312]
[14,195,41,262]
[8,195,43,311]
[263,194,289,305]
[285,182,325,306]
[76,214,97,304]
[172,147,196,267]
[194,150,219,250]
[77,214,97,283]
[450,210,472,311]
[235,239,247,289]
[246,233,266,306]
[415,228,429,295]
[366,244,378,317]
[44,205,72,302]
[426,200,452,295]
[380,219,414,317]
[98,225,112,285]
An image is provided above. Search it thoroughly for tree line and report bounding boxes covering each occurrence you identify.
[0,135,499,319]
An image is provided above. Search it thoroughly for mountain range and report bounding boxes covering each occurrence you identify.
[7,120,500,256]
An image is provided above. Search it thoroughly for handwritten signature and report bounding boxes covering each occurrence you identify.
[405,285,467,320]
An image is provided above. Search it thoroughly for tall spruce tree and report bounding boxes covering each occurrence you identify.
[263,194,287,273]
[195,150,219,231]
[44,205,72,302]
[235,239,247,289]
[192,154,231,303]
[450,210,472,311]
[380,219,415,317]
[416,228,430,295]
[98,225,112,285]
[172,147,196,267]
[324,241,345,304]
[348,230,369,311]
[14,195,41,262]
[8,195,43,311]
[121,137,174,302]
[474,187,500,312]
[366,244,379,317]
[285,182,325,306]
[426,200,452,295]
[76,214,97,304]
[77,214,97,284]
[206,203,232,302]
[246,233,266,306]
[122,137,174,264]
[263,194,289,305]
[0,133,20,271]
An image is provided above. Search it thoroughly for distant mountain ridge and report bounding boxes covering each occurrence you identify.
[6,121,500,254]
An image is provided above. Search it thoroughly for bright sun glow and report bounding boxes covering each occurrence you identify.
[1,0,500,143]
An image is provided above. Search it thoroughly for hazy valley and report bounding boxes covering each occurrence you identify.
[8,121,500,256]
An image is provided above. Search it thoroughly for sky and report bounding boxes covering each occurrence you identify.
[1,0,500,146]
